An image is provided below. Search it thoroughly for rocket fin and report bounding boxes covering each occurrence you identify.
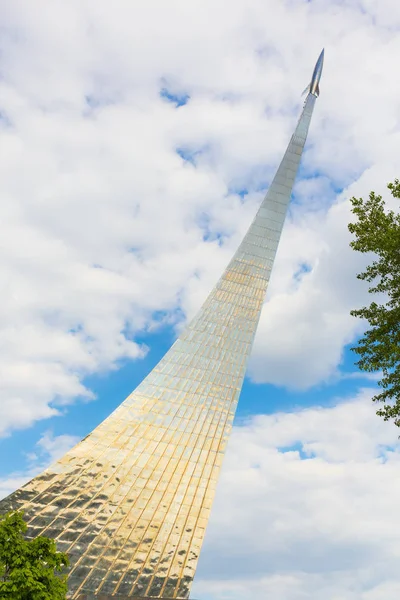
[301,83,310,97]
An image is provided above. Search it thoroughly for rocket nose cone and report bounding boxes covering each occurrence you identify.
[314,49,324,76]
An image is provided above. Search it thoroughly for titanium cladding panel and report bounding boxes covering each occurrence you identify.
[0,94,316,599]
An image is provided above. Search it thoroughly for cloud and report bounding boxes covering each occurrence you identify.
[249,193,371,388]
[192,390,400,599]
[1,0,400,437]
[0,431,79,500]
[248,159,400,389]
[3,391,399,600]
[33,430,80,464]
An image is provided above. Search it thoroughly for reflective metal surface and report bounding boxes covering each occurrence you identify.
[310,49,324,97]
[0,93,317,599]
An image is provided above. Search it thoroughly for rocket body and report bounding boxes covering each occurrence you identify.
[309,49,324,97]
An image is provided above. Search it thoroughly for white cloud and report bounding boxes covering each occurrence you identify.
[249,194,371,388]
[34,430,80,464]
[1,0,400,436]
[4,391,400,600]
[248,159,400,388]
[0,431,79,500]
[193,390,400,599]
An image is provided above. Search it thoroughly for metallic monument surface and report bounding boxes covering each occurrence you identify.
[0,54,322,599]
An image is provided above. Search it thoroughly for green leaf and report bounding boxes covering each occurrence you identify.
[0,511,69,599]
[348,179,400,428]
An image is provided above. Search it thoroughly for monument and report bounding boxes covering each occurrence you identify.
[0,51,324,599]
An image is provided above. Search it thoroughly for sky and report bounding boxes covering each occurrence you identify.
[1,0,400,598]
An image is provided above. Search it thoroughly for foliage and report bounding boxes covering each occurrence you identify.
[0,510,69,599]
[348,179,400,425]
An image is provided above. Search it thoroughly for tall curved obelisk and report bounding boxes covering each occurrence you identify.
[0,51,324,599]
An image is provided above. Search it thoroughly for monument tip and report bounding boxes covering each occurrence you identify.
[302,48,324,98]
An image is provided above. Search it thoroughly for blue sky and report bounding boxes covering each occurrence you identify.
[0,324,372,480]
[1,1,400,598]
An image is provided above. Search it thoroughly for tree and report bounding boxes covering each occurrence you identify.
[0,510,69,599]
[348,179,400,426]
